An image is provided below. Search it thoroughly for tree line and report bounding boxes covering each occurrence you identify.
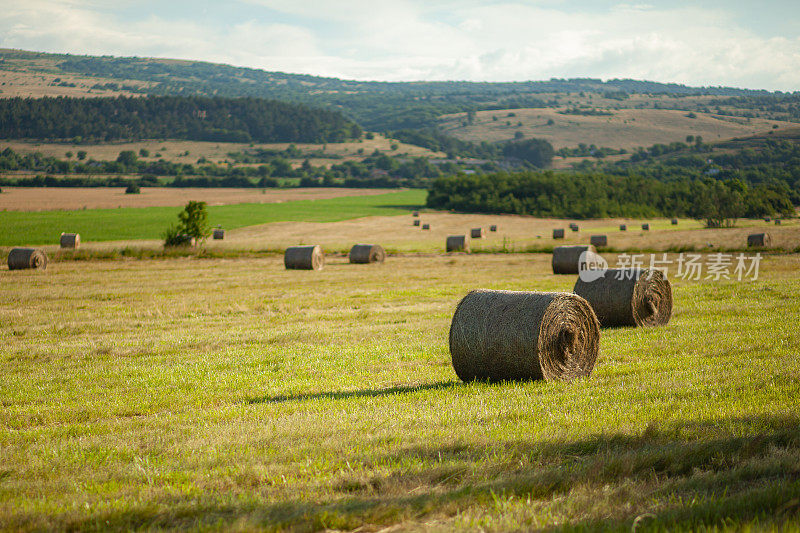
[0,96,361,143]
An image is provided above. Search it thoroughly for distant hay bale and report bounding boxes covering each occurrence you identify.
[446,235,469,252]
[764,216,771,222]
[470,228,485,239]
[552,245,600,275]
[449,289,600,382]
[619,224,627,231]
[284,245,324,270]
[589,235,607,247]
[8,248,48,270]
[775,219,782,225]
[569,223,579,232]
[59,233,80,249]
[747,233,771,247]
[413,220,421,227]
[422,223,430,230]
[490,225,497,232]
[553,228,565,239]
[412,211,420,217]
[213,228,225,240]
[573,268,672,328]
[671,218,678,225]
[349,243,386,264]
[641,223,650,231]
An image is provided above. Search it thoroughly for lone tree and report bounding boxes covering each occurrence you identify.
[164,201,211,246]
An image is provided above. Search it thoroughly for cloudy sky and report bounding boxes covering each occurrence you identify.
[1,0,798,90]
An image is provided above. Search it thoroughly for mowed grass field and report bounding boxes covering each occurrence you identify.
[1,253,799,531]
[0,189,426,246]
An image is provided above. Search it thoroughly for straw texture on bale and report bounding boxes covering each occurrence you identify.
[8,248,48,270]
[747,233,771,247]
[422,224,430,230]
[490,224,497,232]
[569,223,579,232]
[213,228,225,240]
[552,245,599,275]
[589,235,608,247]
[446,235,469,252]
[284,245,324,270]
[412,211,420,217]
[671,218,678,225]
[553,228,565,239]
[619,224,627,231]
[449,289,600,382]
[349,243,386,264]
[641,223,650,230]
[573,268,672,328]
[59,233,80,249]
[470,228,485,239]
[413,220,420,226]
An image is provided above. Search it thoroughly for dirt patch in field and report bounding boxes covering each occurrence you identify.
[0,187,397,211]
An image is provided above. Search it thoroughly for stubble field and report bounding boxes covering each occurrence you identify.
[1,252,799,531]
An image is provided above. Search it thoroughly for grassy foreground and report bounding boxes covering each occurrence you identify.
[1,254,799,531]
[0,189,426,246]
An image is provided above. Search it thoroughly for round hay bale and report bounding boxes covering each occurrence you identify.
[641,223,650,231]
[213,228,225,240]
[413,220,421,227]
[446,235,469,252]
[284,245,324,270]
[764,216,771,222]
[490,225,497,232]
[422,223,430,230]
[747,233,771,247]
[671,218,678,225]
[589,235,607,247]
[775,219,782,225]
[59,233,80,249]
[619,224,627,231]
[552,245,599,275]
[412,211,420,217]
[573,268,672,328]
[449,289,600,382]
[8,248,48,270]
[470,228,485,239]
[349,243,386,264]
[553,228,565,239]
[569,223,579,232]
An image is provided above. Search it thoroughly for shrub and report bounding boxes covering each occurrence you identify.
[125,183,141,194]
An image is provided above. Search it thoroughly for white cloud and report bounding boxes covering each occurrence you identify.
[0,0,798,90]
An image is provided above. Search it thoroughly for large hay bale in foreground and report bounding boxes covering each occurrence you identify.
[553,228,565,239]
[59,233,80,249]
[8,248,48,270]
[490,225,497,232]
[470,228,485,239]
[422,223,430,230]
[590,235,607,247]
[446,235,469,252]
[641,223,650,231]
[569,223,579,232]
[213,228,225,240]
[552,245,599,275]
[349,243,386,264]
[619,224,627,231]
[573,268,672,328]
[413,220,420,227]
[747,233,771,247]
[449,289,600,382]
[284,245,324,270]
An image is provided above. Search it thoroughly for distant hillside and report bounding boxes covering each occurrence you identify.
[0,95,361,143]
[2,48,798,132]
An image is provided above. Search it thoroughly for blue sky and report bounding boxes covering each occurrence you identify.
[1,1,798,90]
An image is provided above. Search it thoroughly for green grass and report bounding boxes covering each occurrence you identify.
[0,189,426,246]
[1,253,799,531]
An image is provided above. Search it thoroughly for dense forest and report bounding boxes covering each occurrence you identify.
[426,171,794,224]
[0,96,361,143]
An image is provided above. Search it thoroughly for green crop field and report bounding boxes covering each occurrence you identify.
[1,253,799,531]
[0,189,426,246]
